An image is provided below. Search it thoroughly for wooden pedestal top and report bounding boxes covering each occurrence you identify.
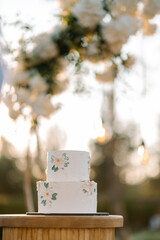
[0,214,123,229]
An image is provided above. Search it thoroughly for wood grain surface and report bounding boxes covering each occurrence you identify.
[0,215,123,229]
[0,215,123,240]
[3,228,115,240]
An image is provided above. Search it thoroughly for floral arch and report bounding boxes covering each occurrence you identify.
[4,0,160,122]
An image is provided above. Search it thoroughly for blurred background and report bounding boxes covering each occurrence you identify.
[1,0,160,239]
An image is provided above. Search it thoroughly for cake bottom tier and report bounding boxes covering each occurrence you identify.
[37,181,97,213]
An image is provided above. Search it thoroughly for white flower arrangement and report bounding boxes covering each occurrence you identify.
[72,0,106,29]
[102,14,140,45]
[142,0,160,19]
[30,94,60,117]
[110,0,139,17]
[96,64,117,83]
[27,34,59,67]
[4,0,160,125]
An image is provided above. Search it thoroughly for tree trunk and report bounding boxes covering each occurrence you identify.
[92,87,132,240]
[24,148,34,212]
[34,126,45,174]
[103,137,131,240]
[93,136,132,240]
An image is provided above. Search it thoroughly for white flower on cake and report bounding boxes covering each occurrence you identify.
[72,0,106,29]
[40,182,57,207]
[51,152,70,172]
[82,181,96,195]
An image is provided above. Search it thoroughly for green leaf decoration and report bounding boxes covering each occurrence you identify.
[62,153,69,161]
[83,189,87,194]
[41,200,46,206]
[40,196,43,199]
[94,189,96,192]
[64,162,69,167]
[51,155,54,163]
[44,182,49,189]
[55,167,58,172]
[51,193,57,200]
[52,165,59,172]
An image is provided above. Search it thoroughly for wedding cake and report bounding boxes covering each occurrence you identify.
[37,150,97,213]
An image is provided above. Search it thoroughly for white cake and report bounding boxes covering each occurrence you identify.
[37,150,97,213]
[47,150,90,182]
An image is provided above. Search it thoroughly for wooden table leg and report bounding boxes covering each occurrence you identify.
[2,227,116,240]
[0,228,2,240]
[0,214,123,240]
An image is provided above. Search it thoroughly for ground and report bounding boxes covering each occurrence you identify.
[132,230,160,240]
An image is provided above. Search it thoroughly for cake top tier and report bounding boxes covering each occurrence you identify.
[46,150,90,182]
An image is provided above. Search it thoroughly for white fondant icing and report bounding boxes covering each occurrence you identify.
[37,181,97,213]
[37,150,97,213]
[47,150,90,182]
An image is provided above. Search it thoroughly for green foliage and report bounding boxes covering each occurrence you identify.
[132,230,160,240]
[35,60,57,94]
[0,193,25,214]
[0,156,38,213]
[56,14,86,50]
[0,156,23,194]
[0,155,25,213]
[102,0,111,13]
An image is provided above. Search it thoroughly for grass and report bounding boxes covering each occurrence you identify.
[132,230,160,240]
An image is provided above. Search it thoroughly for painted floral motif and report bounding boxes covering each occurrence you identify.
[40,182,57,207]
[50,152,70,172]
[82,181,96,196]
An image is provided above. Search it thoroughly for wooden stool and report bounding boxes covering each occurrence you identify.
[0,214,123,240]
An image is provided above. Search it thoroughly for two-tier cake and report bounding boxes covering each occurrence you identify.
[37,150,97,213]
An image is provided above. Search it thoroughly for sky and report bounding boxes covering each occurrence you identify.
[116,29,160,146]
